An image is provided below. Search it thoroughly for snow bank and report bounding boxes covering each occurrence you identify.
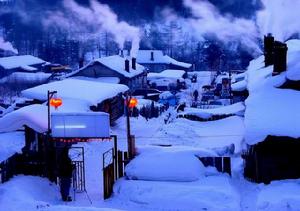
[0,104,48,133]
[180,102,245,119]
[0,55,45,70]
[256,180,300,210]
[125,147,205,182]
[22,79,129,107]
[113,175,239,211]
[0,132,24,162]
[0,176,120,211]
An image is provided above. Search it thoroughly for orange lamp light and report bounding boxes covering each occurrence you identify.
[128,98,138,108]
[50,98,62,109]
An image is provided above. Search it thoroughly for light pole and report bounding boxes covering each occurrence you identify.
[47,90,57,134]
[125,94,138,159]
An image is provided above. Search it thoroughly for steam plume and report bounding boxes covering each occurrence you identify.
[257,0,300,42]
[0,37,18,54]
[44,0,140,56]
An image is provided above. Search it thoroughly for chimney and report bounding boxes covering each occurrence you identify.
[273,41,288,74]
[120,50,124,57]
[132,57,136,70]
[125,59,130,72]
[150,51,154,61]
[79,57,84,68]
[264,33,274,67]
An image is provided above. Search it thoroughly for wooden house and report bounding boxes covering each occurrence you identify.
[21,78,129,123]
[242,37,300,184]
[0,55,46,78]
[68,55,147,91]
[136,50,192,73]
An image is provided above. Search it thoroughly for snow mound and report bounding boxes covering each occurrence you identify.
[114,175,239,211]
[180,102,245,119]
[257,180,300,210]
[0,176,121,211]
[125,147,206,182]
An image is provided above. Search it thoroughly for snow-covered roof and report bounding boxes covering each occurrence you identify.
[231,80,247,92]
[244,39,300,145]
[0,104,48,133]
[180,102,245,119]
[0,55,45,70]
[72,76,120,84]
[22,79,129,107]
[0,132,24,163]
[71,55,145,78]
[0,72,51,84]
[137,50,192,68]
[148,69,185,80]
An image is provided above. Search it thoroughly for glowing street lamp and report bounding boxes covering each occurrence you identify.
[127,98,138,109]
[50,98,63,109]
[126,96,138,159]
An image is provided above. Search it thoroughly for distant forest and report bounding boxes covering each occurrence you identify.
[0,0,263,71]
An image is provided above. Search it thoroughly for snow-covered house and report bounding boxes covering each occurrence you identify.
[242,38,300,183]
[136,50,192,73]
[0,104,110,183]
[21,78,129,123]
[67,55,147,91]
[147,69,186,91]
[0,55,46,78]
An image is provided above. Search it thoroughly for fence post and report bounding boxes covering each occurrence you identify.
[223,157,231,176]
[118,151,123,178]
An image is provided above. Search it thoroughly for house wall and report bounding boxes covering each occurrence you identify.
[90,93,125,124]
[243,136,300,183]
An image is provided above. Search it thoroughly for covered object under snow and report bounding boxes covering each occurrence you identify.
[179,102,245,120]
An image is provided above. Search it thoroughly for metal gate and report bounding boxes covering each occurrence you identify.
[69,147,86,192]
[103,148,114,199]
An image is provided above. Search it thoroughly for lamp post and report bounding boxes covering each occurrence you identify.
[125,94,138,159]
[47,90,63,134]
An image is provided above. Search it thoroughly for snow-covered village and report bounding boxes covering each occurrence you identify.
[0,0,300,210]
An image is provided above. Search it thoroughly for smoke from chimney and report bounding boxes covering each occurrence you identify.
[43,0,141,56]
[0,36,18,54]
[257,0,300,42]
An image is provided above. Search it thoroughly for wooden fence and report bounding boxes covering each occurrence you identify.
[103,149,129,199]
[0,153,21,183]
[199,157,231,175]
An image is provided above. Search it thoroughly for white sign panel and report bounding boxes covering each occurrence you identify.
[51,112,110,138]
